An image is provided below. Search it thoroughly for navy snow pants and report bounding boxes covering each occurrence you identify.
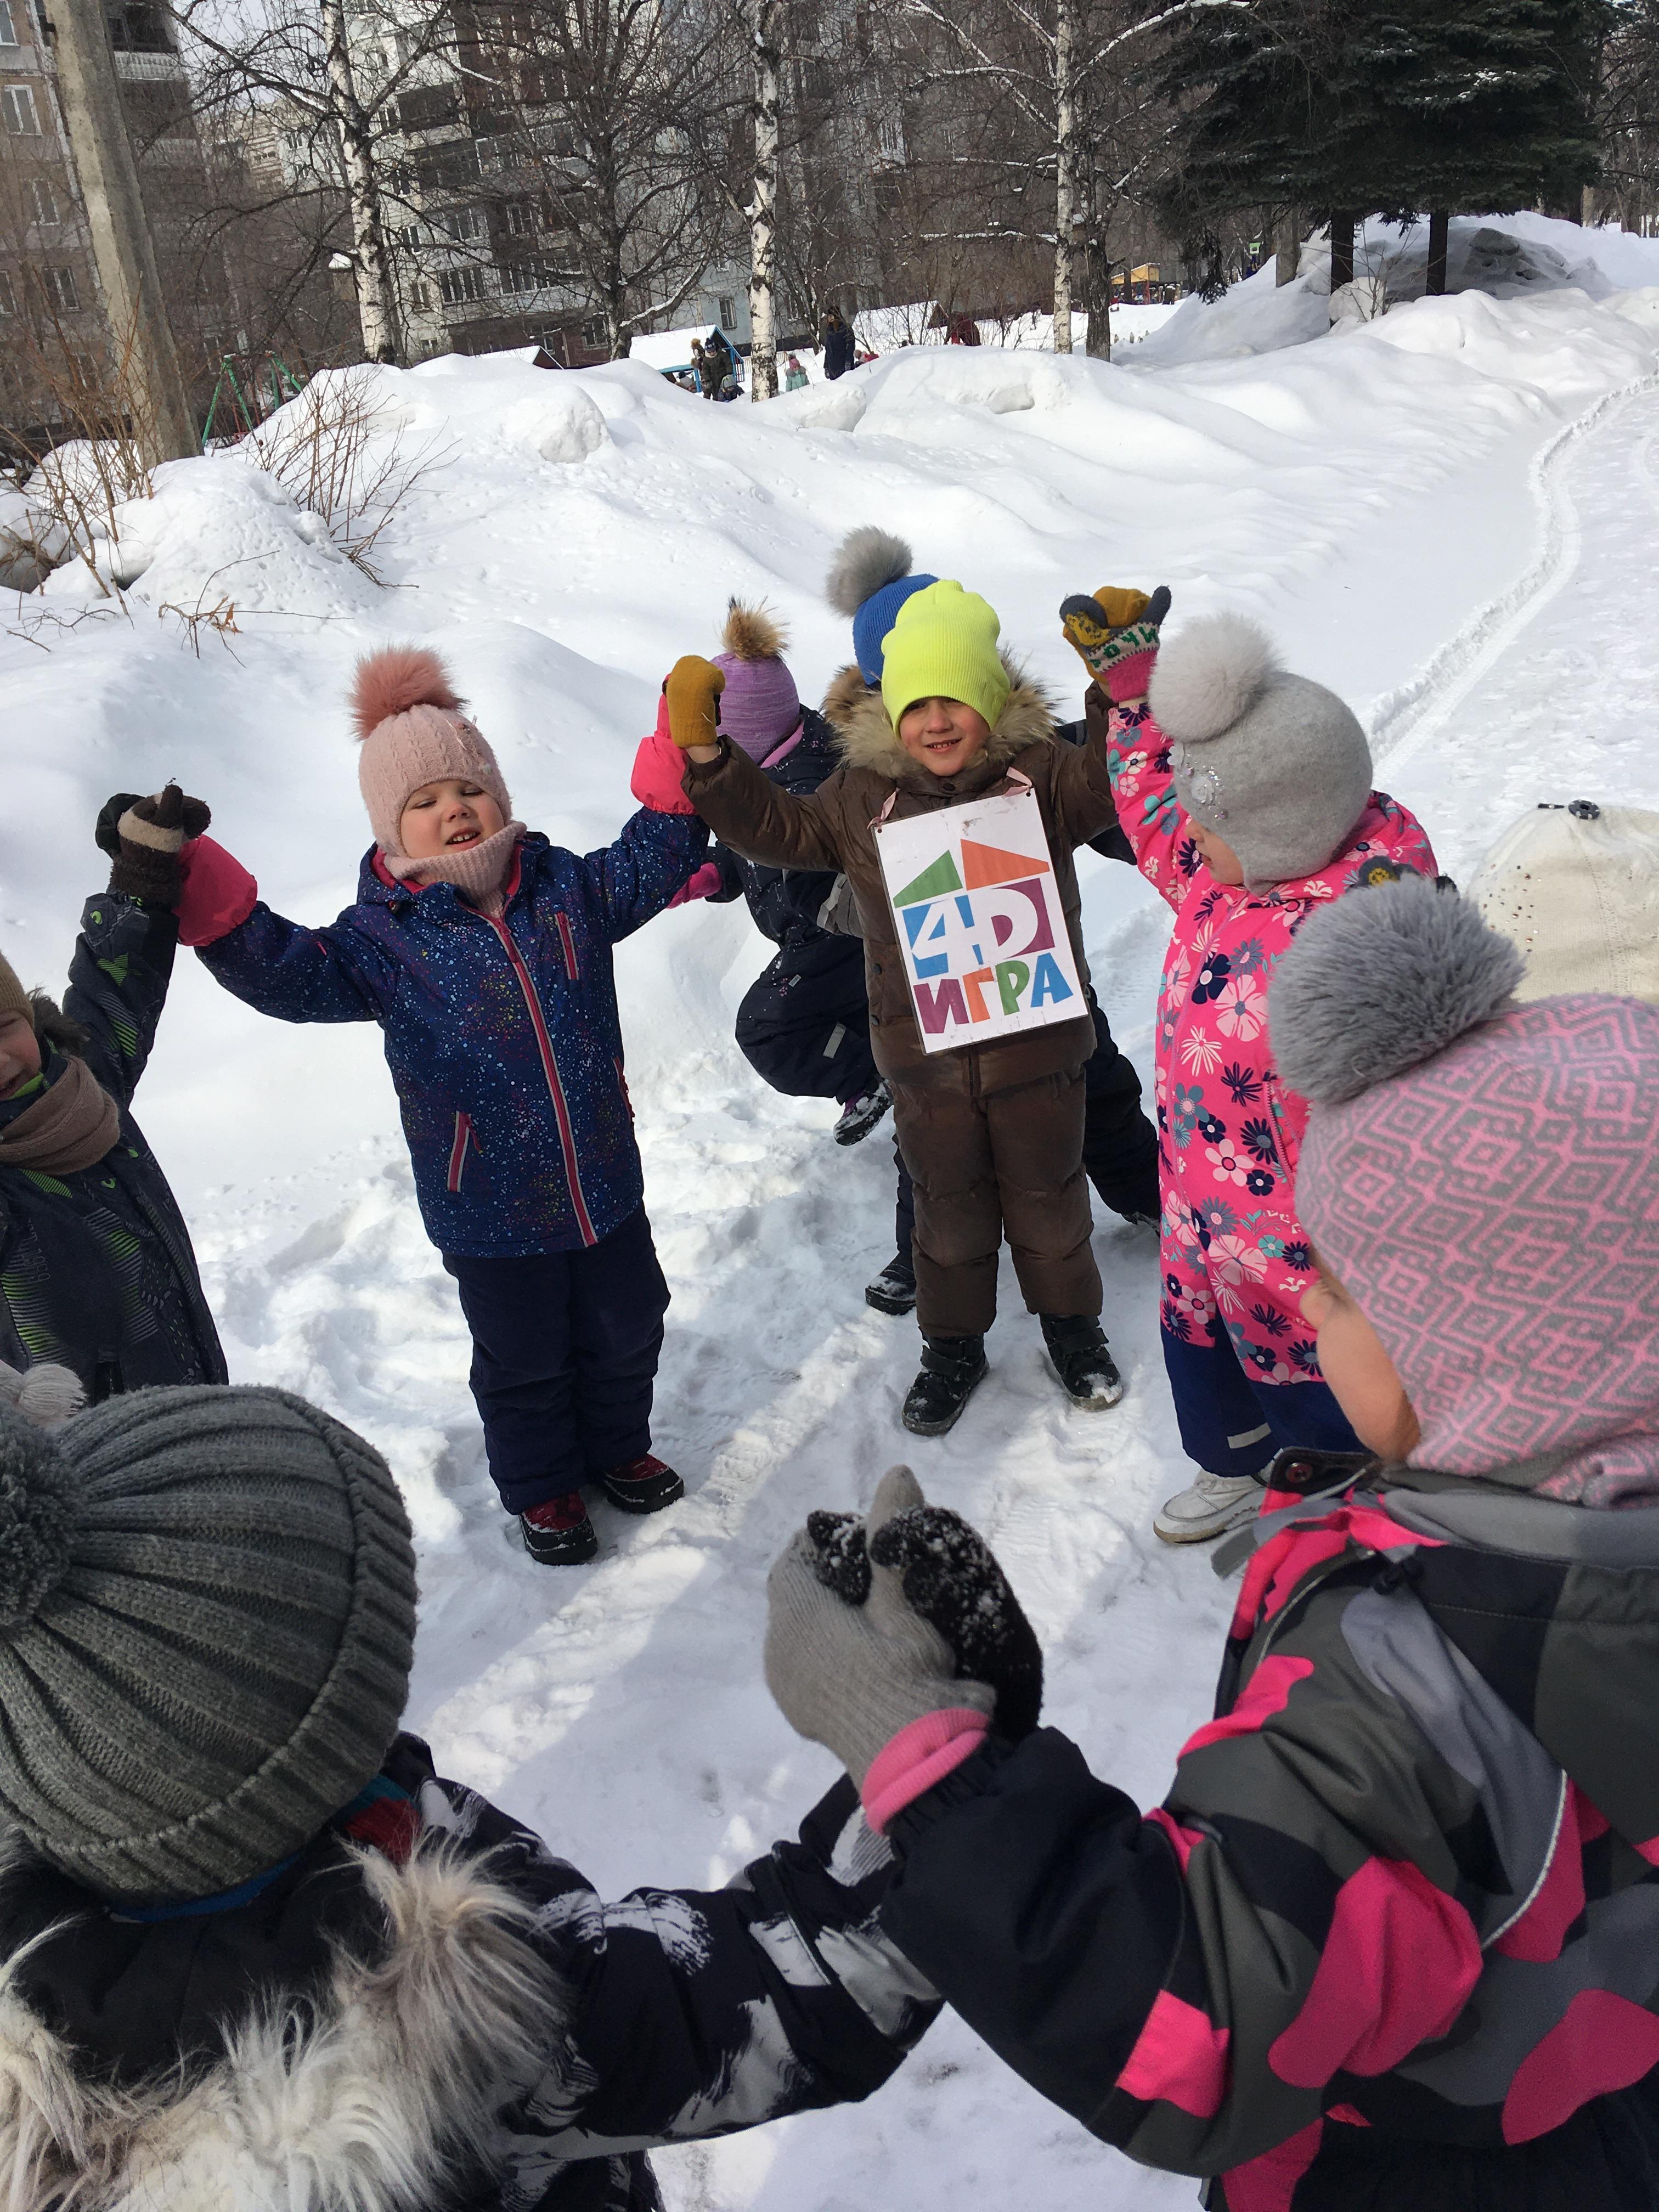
[1162,1325,1362,1479]
[444,1205,669,1515]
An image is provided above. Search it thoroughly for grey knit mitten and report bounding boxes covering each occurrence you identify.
[765,1466,994,1786]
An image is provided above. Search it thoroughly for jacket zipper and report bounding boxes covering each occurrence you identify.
[555,910,579,981]
[484,915,597,1245]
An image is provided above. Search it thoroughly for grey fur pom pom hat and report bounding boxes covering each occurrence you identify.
[0,1385,417,1903]
[1149,613,1374,888]
[826,527,939,685]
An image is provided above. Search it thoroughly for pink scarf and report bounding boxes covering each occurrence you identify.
[382,822,525,916]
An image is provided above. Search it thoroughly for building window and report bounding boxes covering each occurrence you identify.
[503,257,561,297]
[718,295,735,326]
[582,318,603,349]
[0,3,16,47]
[42,264,78,309]
[407,279,430,310]
[438,264,487,306]
[3,83,41,133]
[28,174,56,222]
[504,196,535,235]
[436,202,486,244]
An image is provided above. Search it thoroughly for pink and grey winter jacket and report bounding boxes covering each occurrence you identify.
[878,1447,1659,2212]
[1088,684,1436,1387]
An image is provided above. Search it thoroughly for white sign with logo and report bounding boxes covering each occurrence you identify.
[874,782,1085,1054]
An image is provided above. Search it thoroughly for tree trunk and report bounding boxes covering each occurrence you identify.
[1084,173,1111,359]
[1275,207,1300,287]
[1052,0,1078,353]
[320,0,400,366]
[747,0,781,399]
[53,0,197,460]
[1327,210,1355,319]
[1426,207,1449,296]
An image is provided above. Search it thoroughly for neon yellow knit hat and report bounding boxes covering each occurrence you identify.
[879,579,1011,732]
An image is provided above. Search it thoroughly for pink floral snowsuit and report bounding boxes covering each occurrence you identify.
[1098,690,1437,1387]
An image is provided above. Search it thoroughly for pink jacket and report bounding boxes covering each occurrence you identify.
[1097,687,1436,1382]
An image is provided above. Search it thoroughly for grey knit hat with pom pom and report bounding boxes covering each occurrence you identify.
[0,1385,416,1904]
[1149,613,1374,888]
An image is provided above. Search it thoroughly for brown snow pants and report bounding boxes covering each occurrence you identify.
[891,1061,1101,1338]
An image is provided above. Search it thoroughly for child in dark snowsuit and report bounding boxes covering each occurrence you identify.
[187,647,707,1566]
[0,1381,938,2209]
[671,559,1131,1438]
[765,875,1659,2212]
[0,786,227,1402]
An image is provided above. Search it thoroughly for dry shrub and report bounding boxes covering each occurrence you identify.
[5,298,160,599]
[244,365,450,584]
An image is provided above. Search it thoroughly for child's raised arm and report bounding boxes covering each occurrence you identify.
[668,656,847,876]
[181,833,392,1025]
[1060,586,1195,911]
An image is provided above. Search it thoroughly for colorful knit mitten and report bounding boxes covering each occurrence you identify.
[1059,584,1171,703]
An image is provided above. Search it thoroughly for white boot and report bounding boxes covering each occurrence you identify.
[1154,1469,1265,1545]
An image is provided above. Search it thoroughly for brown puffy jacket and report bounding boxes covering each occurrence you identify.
[682,661,1116,1090]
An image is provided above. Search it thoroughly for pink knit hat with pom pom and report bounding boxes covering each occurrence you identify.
[712,602,801,763]
[351,645,514,858]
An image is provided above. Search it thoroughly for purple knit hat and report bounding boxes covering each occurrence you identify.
[713,602,800,763]
[1270,874,1659,1505]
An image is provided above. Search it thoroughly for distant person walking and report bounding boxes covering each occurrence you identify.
[691,340,718,399]
[822,308,855,380]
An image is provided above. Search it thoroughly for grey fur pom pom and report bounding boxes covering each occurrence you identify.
[0,1401,76,1628]
[1271,873,1525,1107]
[825,526,912,617]
[1149,612,1278,743]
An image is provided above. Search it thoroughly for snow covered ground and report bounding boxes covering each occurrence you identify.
[6,218,1659,2209]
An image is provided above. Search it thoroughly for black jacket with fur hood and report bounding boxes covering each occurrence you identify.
[0,1735,936,2211]
[683,660,1118,1090]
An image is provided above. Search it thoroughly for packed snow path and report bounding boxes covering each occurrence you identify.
[5,249,1659,2209]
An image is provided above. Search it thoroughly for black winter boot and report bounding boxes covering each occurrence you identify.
[865,1255,917,1315]
[1041,1315,1125,1410]
[834,1080,893,1146]
[902,1335,989,1436]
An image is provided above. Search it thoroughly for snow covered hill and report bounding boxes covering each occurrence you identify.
[5,233,1659,2210]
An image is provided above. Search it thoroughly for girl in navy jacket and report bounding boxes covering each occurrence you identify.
[183,646,707,1565]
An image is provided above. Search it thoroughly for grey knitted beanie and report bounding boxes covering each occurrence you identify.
[0,1384,417,1904]
[1149,614,1374,889]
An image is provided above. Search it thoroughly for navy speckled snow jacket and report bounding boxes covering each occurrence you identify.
[199,817,706,1256]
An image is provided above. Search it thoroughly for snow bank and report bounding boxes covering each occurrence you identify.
[4,268,1659,2212]
[1136,212,1659,368]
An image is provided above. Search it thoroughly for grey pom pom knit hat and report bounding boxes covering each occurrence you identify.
[0,1385,417,1904]
[1149,613,1373,888]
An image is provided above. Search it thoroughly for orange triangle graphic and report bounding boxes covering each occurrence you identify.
[961,837,1050,890]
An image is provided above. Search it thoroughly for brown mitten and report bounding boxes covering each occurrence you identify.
[664,657,726,752]
[97,785,212,907]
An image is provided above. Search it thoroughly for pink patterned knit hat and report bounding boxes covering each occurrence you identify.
[350,646,514,859]
[712,602,801,763]
[1270,874,1659,1505]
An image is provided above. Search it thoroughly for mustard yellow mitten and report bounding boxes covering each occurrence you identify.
[664,656,726,751]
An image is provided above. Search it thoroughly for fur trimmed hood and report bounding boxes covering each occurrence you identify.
[819,656,1057,789]
[0,1838,567,2212]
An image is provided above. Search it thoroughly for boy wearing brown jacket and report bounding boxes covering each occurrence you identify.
[669,575,1129,1436]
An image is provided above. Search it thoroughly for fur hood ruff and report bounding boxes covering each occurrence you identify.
[0,1839,567,2212]
[820,657,1057,788]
